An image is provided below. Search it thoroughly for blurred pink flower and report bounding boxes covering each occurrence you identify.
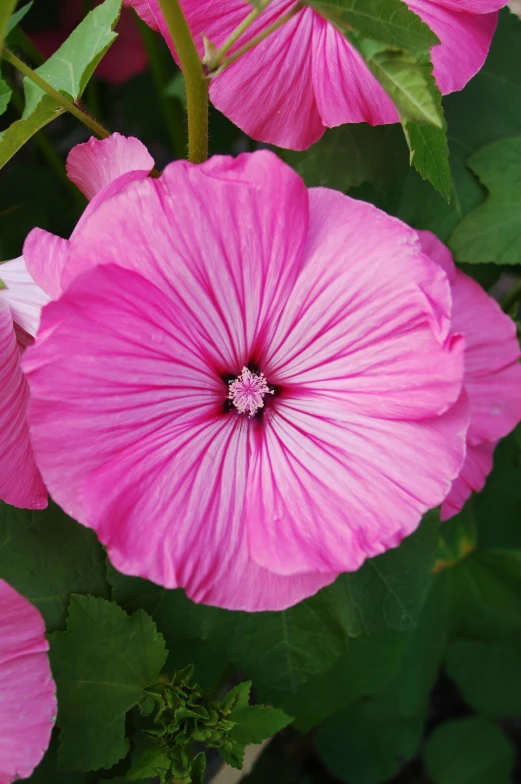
[0,258,48,510]
[126,0,507,150]
[0,580,56,783]
[419,232,521,520]
[32,0,147,85]
[23,141,468,611]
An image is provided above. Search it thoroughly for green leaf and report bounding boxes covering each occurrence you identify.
[450,136,521,264]
[0,501,109,632]
[283,124,402,192]
[258,631,408,730]
[424,717,515,784]
[125,747,171,781]
[305,0,438,52]
[475,434,521,549]
[29,734,98,783]
[403,119,451,201]
[0,95,66,169]
[315,700,423,784]
[230,705,293,748]
[49,595,167,772]
[108,565,234,688]
[6,1,33,36]
[0,0,121,169]
[0,78,12,115]
[439,549,521,639]
[23,0,121,116]
[328,513,439,636]
[446,637,521,717]
[228,587,350,693]
[351,37,443,128]
[315,580,449,784]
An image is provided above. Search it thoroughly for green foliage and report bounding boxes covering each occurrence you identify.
[0,501,109,631]
[446,638,521,717]
[423,717,515,784]
[0,79,12,115]
[450,136,521,264]
[127,668,291,782]
[49,595,167,771]
[305,0,439,52]
[0,0,121,169]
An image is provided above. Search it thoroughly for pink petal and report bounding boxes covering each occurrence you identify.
[0,580,56,784]
[62,151,310,364]
[441,442,495,521]
[208,6,325,150]
[23,229,69,300]
[265,190,464,421]
[419,231,521,446]
[431,0,507,12]
[23,263,334,610]
[452,270,521,445]
[66,133,154,201]
[124,0,161,31]
[0,257,50,337]
[311,14,398,127]
[407,1,499,93]
[244,189,468,576]
[0,302,46,510]
[247,392,468,575]
[147,0,325,149]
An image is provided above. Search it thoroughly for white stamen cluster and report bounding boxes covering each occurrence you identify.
[228,367,273,417]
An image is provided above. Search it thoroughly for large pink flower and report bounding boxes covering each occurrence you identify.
[0,580,56,783]
[32,0,148,85]
[125,0,506,150]
[419,232,521,521]
[23,145,468,611]
[0,258,48,510]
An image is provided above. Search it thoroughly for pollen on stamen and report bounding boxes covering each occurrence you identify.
[228,367,273,417]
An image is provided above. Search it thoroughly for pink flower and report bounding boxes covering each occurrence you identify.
[0,258,48,510]
[0,579,56,783]
[23,143,468,611]
[32,0,148,85]
[419,232,521,521]
[126,0,507,150]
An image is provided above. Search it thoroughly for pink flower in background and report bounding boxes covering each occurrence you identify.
[0,580,56,783]
[23,145,468,611]
[126,0,507,150]
[0,258,48,510]
[419,232,521,520]
[32,0,147,85]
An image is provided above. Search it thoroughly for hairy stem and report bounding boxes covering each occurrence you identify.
[0,0,17,53]
[2,48,111,138]
[157,0,208,163]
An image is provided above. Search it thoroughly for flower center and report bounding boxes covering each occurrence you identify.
[228,367,273,417]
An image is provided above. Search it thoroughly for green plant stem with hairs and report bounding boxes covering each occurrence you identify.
[157,0,208,163]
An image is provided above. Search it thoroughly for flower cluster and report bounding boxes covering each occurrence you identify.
[0,133,517,617]
[0,2,520,776]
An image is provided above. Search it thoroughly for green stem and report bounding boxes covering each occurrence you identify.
[157,0,208,163]
[217,3,302,72]
[5,74,86,206]
[137,16,185,158]
[210,0,272,65]
[500,277,521,313]
[2,47,111,139]
[0,0,17,54]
